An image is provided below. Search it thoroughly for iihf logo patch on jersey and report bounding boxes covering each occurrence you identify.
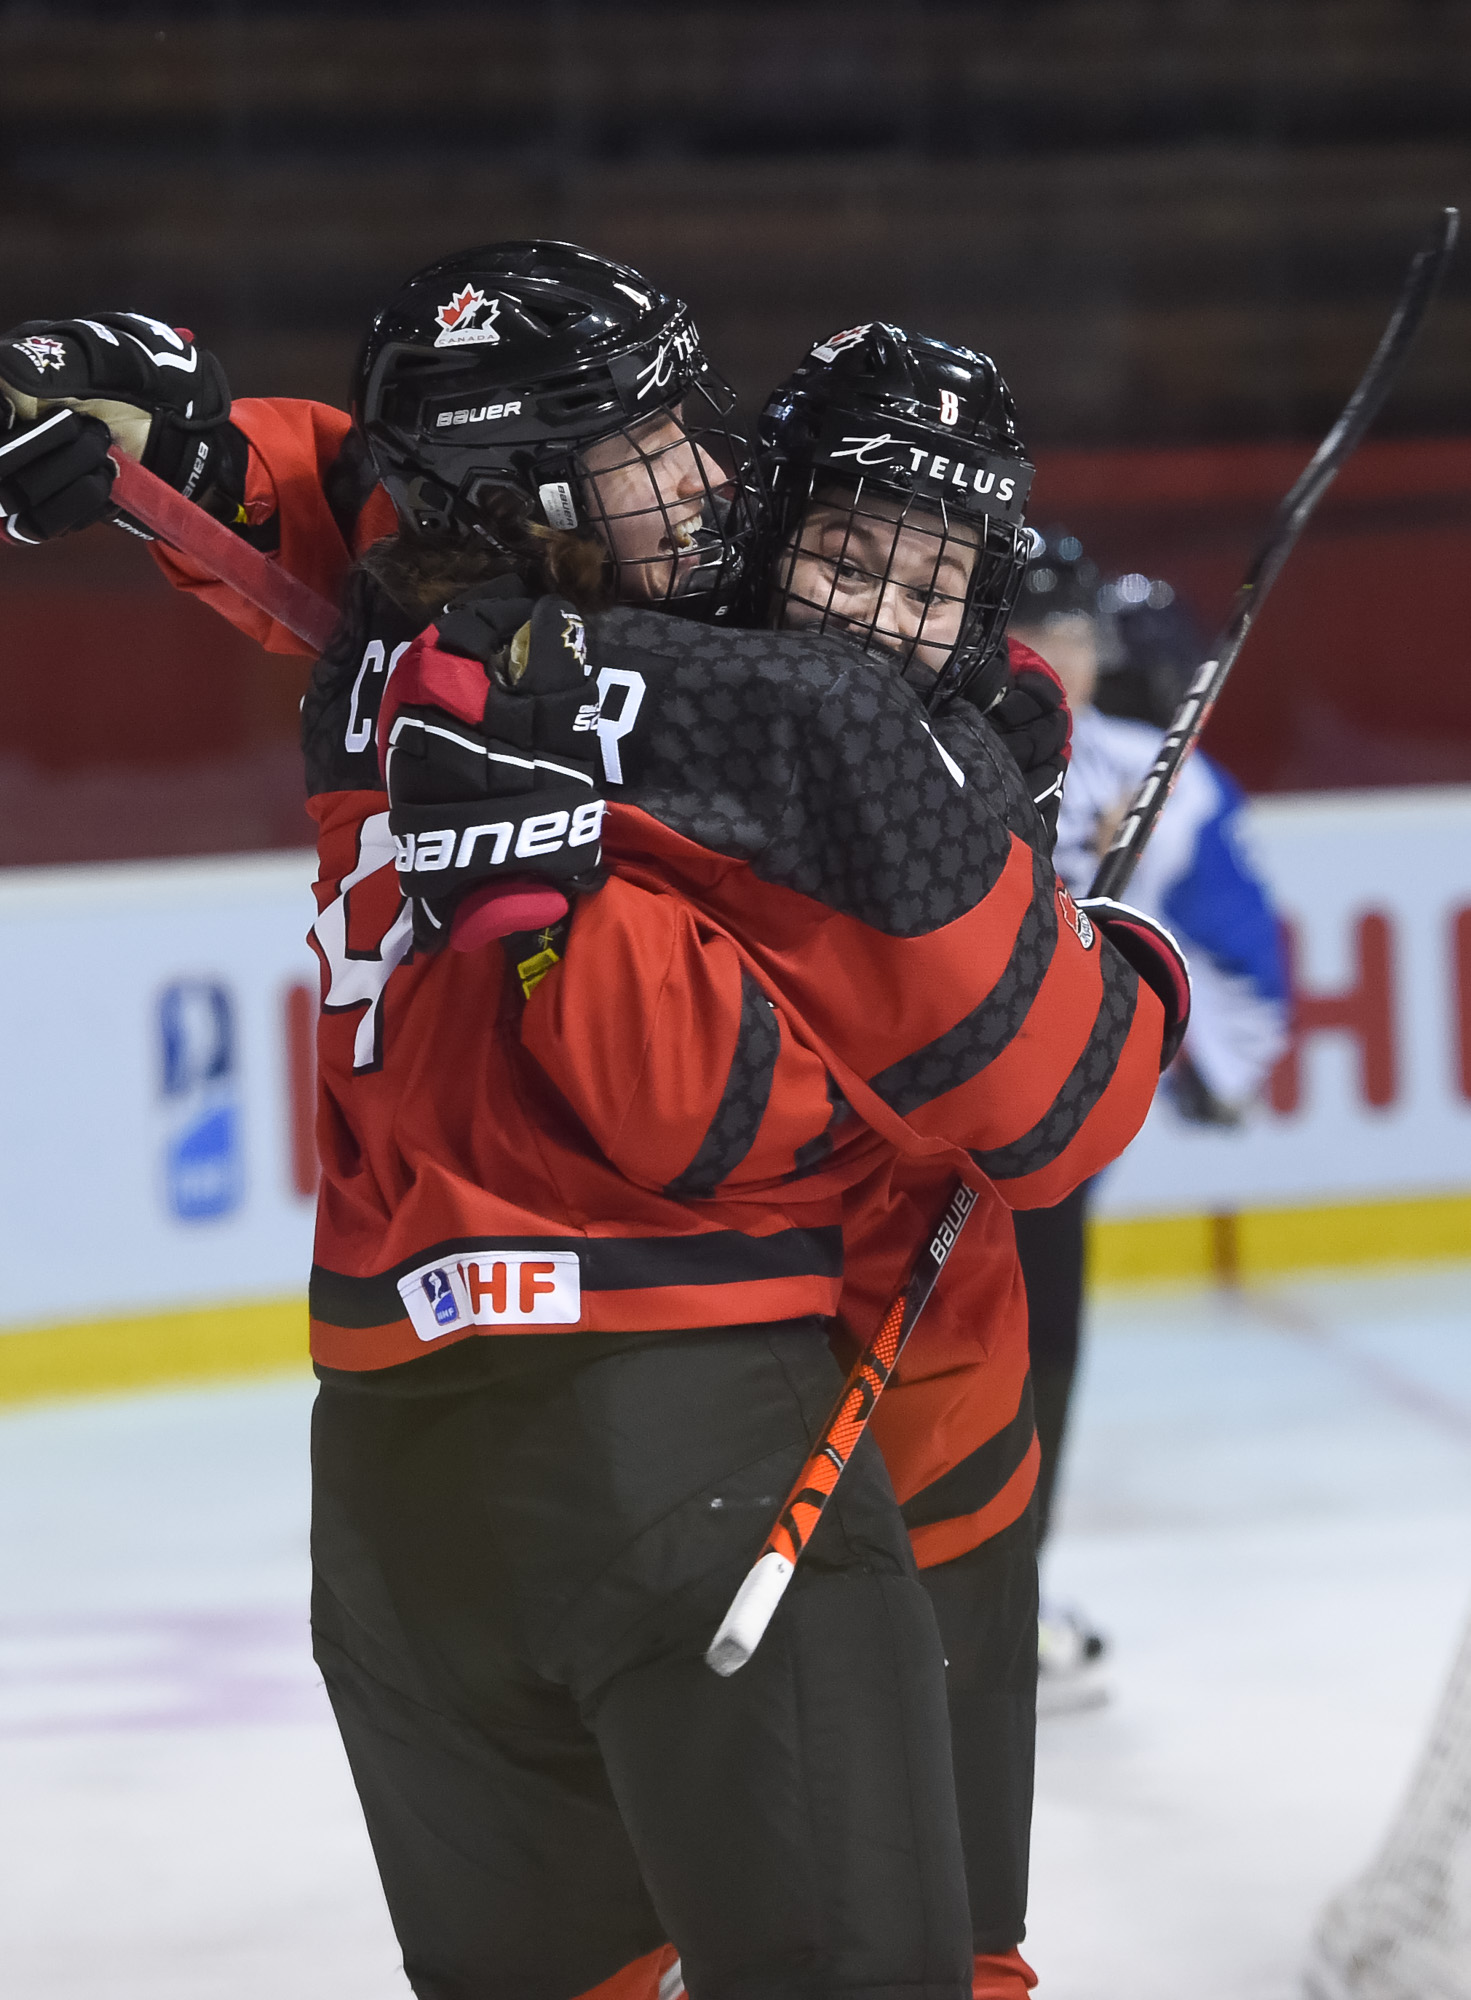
[397,1251,581,1340]
[421,1267,461,1328]
[13,334,67,375]
[433,285,503,349]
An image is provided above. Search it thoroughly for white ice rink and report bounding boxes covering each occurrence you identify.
[3,1264,1469,2000]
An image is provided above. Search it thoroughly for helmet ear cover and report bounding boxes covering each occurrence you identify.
[756,323,1035,707]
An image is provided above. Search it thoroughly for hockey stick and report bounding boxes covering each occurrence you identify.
[0,375,341,652]
[1092,204,1459,902]
[108,452,340,654]
[705,203,1460,1679]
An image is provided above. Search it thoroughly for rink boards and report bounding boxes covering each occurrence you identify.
[0,786,1467,1395]
[1094,785,1471,1251]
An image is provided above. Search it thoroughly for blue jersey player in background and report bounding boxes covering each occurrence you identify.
[1007,531,1288,1713]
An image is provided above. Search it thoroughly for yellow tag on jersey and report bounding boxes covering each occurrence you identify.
[516,944,561,998]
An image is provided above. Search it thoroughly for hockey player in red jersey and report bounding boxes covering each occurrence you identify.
[0,251,1187,2000]
[741,323,1107,1998]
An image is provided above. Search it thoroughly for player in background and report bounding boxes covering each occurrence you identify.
[0,270,1187,1998]
[1007,530,1288,1713]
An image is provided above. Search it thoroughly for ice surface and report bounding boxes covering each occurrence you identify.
[1030,1265,1471,2000]
[0,1265,1468,1997]
[0,1375,409,1999]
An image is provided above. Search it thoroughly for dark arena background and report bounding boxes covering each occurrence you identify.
[2,13,1471,2000]
[1,0,1469,859]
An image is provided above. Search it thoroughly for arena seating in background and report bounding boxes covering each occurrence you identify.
[2,1,1470,860]
[0,433,1467,864]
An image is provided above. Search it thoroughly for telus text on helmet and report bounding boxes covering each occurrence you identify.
[828,433,1022,509]
[634,318,701,399]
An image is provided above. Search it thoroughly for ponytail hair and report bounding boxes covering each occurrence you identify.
[358,487,614,623]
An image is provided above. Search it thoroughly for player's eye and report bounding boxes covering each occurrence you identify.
[820,554,869,587]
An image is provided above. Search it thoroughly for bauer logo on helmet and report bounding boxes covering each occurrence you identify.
[434,400,524,428]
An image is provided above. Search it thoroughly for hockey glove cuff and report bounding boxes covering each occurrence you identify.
[1075,895,1191,1069]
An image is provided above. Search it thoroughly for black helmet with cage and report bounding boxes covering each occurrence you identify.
[755,322,1036,707]
[1095,570,1205,727]
[352,239,755,617]
[1012,527,1106,629]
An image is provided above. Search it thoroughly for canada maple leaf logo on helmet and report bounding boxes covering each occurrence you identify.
[436,286,485,333]
[433,284,502,349]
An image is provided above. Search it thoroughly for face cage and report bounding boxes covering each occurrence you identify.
[566,373,760,619]
[768,472,1030,707]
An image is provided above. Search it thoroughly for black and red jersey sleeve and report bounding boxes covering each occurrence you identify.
[520,875,851,1199]
[585,611,1167,1212]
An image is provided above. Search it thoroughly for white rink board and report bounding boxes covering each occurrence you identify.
[0,852,319,1331]
[0,787,1467,1332]
[1095,785,1471,1219]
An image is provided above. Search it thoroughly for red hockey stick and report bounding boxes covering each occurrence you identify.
[109,452,339,654]
[110,452,569,944]
[705,203,1460,1678]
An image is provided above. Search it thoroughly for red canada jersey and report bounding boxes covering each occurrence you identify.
[155,397,1161,1563]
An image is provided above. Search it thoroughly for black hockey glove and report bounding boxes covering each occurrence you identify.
[0,313,235,543]
[379,575,604,964]
[0,404,117,545]
[1074,895,1192,1069]
[986,648,1071,848]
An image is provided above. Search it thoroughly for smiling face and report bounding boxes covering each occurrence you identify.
[775,484,978,676]
[579,412,733,603]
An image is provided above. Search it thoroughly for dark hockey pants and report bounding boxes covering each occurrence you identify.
[923,1508,1037,1960]
[311,1321,977,2000]
[1012,1183,1090,1547]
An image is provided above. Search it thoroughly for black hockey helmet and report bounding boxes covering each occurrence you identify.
[352,240,755,616]
[1011,527,1105,629]
[755,322,1036,706]
[1095,571,1205,727]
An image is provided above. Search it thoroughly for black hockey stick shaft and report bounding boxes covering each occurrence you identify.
[1091,204,1459,904]
[706,205,1459,1677]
